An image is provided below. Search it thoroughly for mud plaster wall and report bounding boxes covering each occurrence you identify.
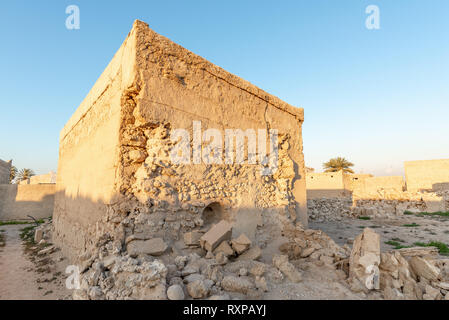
[0,184,55,220]
[306,171,348,199]
[352,176,405,201]
[0,159,11,185]
[19,172,57,185]
[405,159,449,192]
[53,20,306,263]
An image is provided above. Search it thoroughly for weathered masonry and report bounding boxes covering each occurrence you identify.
[53,20,306,262]
[405,159,449,192]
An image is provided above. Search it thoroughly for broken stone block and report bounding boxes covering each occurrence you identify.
[214,241,234,257]
[34,227,44,243]
[200,220,232,252]
[255,276,268,292]
[126,238,168,256]
[38,246,55,255]
[167,284,185,300]
[409,256,440,282]
[231,233,252,255]
[349,228,380,291]
[397,246,439,258]
[221,275,255,294]
[300,247,315,258]
[272,254,302,283]
[183,231,203,247]
[187,280,212,299]
[236,246,262,261]
[423,285,442,300]
[215,252,228,265]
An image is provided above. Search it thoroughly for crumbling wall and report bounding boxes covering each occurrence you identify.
[306,171,348,199]
[343,174,373,193]
[352,176,405,201]
[405,159,449,192]
[0,159,11,184]
[0,184,55,220]
[53,20,306,265]
[306,172,373,199]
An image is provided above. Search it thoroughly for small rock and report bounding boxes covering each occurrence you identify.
[167,284,185,300]
[231,234,252,255]
[126,238,168,256]
[272,255,302,283]
[187,280,211,299]
[214,241,234,257]
[221,275,254,294]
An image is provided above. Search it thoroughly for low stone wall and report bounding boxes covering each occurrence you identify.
[0,184,56,221]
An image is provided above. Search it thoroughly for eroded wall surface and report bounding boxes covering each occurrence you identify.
[352,176,405,201]
[306,171,347,199]
[306,172,372,199]
[53,20,307,263]
[0,159,11,184]
[0,184,55,220]
[405,159,449,192]
[19,172,57,185]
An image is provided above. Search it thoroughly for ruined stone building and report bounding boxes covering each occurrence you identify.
[53,20,306,263]
[0,159,12,184]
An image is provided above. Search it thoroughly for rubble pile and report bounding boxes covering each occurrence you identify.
[71,219,307,300]
[279,222,351,269]
[348,228,449,300]
[307,198,353,222]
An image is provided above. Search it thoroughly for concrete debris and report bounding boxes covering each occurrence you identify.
[200,220,232,252]
[184,231,203,247]
[126,238,168,256]
[349,228,381,291]
[213,241,234,257]
[230,234,251,255]
[272,255,302,283]
[347,228,449,300]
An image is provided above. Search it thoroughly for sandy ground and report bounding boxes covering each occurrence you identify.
[0,224,71,300]
[310,214,449,252]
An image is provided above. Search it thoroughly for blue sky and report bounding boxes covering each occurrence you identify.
[0,0,448,176]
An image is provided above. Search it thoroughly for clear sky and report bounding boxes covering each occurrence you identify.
[0,0,448,176]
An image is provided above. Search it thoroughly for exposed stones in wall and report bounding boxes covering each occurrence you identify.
[307,197,353,222]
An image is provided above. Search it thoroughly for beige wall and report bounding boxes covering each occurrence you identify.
[0,184,55,221]
[306,171,372,199]
[306,171,347,198]
[405,159,449,192]
[0,159,11,184]
[53,20,307,262]
[353,176,405,200]
[19,172,57,185]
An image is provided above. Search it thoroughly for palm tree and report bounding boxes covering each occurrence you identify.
[323,157,354,174]
[9,166,17,183]
[16,168,35,182]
